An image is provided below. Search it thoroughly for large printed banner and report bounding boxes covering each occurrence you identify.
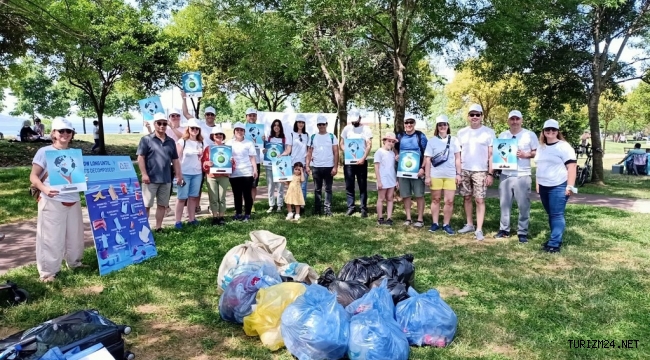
[83,156,157,276]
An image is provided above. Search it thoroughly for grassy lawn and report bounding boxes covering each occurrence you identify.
[1,194,649,360]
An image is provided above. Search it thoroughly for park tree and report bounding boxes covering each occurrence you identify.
[621,82,650,133]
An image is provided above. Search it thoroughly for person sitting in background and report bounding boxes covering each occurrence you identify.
[20,120,41,142]
[33,118,45,137]
[618,143,648,175]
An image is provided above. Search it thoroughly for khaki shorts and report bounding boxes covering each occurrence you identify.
[459,170,488,198]
[398,177,425,198]
[143,183,172,207]
[430,178,456,191]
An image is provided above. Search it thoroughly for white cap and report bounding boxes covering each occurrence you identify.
[468,104,483,113]
[211,125,225,136]
[233,122,246,130]
[153,112,167,121]
[294,114,307,123]
[316,115,328,124]
[404,113,416,121]
[435,115,449,124]
[169,108,181,116]
[52,118,74,130]
[204,106,216,115]
[543,119,560,129]
[508,110,523,119]
[245,108,257,115]
[186,118,200,128]
[348,110,360,122]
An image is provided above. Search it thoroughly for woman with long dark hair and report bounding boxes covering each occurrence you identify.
[263,119,290,212]
[288,114,309,203]
[228,122,258,221]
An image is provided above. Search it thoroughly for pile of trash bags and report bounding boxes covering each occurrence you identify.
[217,231,458,358]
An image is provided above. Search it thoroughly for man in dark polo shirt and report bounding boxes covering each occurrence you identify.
[137,112,183,231]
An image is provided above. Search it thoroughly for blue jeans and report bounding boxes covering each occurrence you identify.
[301,171,309,204]
[538,181,569,248]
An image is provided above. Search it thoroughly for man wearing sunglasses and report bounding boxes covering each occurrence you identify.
[340,110,373,217]
[456,104,495,241]
[306,116,339,216]
[137,112,183,232]
[495,110,538,243]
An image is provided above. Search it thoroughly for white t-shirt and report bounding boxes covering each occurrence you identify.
[373,148,397,188]
[424,135,460,179]
[498,128,539,177]
[227,139,257,177]
[93,125,99,140]
[32,145,81,203]
[199,121,215,146]
[308,133,338,167]
[534,140,577,187]
[177,139,204,175]
[341,125,373,141]
[287,131,309,167]
[457,125,495,171]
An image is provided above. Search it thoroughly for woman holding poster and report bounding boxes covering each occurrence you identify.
[29,118,85,282]
[202,126,232,226]
[263,120,290,213]
[174,119,205,229]
[227,122,258,222]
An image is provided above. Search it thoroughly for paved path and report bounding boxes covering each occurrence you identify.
[1,181,648,275]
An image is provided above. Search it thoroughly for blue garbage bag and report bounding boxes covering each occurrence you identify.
[280,284,350,360]
[395,289,458,347]
[347,308,409,360]
[219,264,281,323]
[39,346,80,360]
[345,278,394,317]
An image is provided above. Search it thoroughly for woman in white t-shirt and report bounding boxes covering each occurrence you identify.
[424,115,461,235]
[227,122,258,221]
[174,118,205,228]
[534,119,577,253]
[263,119,290,213]
[374,133,398,226]
[29,118,85,282]
[287,115,309,203]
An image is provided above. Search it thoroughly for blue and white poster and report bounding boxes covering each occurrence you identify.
[271,155,292,182]
[182,72,203,98]
[397,150,421,178]
[245,123,264,149]
[493,138,518,170]
[45,149,87,193]
[210,145,232,174]
[263,142,285,166]
[138,96,164,121]
[83,156,157,276]
[344,138,365,165]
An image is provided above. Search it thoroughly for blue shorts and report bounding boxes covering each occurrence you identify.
[177,173,202,200]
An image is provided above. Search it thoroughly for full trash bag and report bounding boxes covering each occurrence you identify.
[280,284,350,360]
[369,277,410,305]
[219,265,282,323]
[318,268,369,307]
[378,254,415,287]
[337,255,385,287]
[217,242,276,294]
[278,262,319,284]
[345,278,394,317]
[395,289,458,347]
[243,282,307,351]
[347,308,410,360]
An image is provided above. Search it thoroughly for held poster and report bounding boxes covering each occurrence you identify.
[138,96,164,121]
[263,142,285,166]
[182,72,203,98]
[344,138,365,165]
[210,145,232,174]
[397,150,421,178]
[83,156,157,276]
[45,149,87,193]
[271,155,292,182]
[245,123,264,149]
[493,138,518,170]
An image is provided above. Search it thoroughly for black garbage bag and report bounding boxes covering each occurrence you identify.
[370,277,410,304]
[337,255,385,287]
[318,268,370,307]
[378,254,415,287]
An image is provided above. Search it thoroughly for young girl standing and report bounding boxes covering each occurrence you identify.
[374,133,398,226]
[284,162,306,221]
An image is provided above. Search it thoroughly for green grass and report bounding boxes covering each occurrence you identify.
[0,167,34,224]
[1,194,649,360]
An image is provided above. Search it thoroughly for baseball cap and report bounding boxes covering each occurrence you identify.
[211,125,226,136]
[436,115,449,124]
[468,104,483,113]
[204,106,216,115]
[169,108,181,116]
[508,110,523,119]
[52,118,74,130]
[316,115,327,124]
[543,119,560,129]
[245,108,257,115]
[153,113,167,121]
[348,110,360,122]
[404,113,416,121]
[186,118,200,128]
[295,114,307,123]
[233,122,246,130]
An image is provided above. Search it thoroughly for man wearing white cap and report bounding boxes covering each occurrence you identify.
[495,110,539,243]
[340,110,373,217]
[137,112,183,232]
[306,115,339,216]
[456,103,495,241]
[245,107,262,210]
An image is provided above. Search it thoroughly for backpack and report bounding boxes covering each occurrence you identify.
[397,130,425,154]
[309,133,335,147]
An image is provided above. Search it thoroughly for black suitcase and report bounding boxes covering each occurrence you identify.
[0,309,134,360]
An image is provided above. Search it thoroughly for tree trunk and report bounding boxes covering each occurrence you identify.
[602,123,608,153]
[126,118,131,133]
[587,91,604,184]
[392,52,407,134]
[97,110,106,155]
[82,117,87,134]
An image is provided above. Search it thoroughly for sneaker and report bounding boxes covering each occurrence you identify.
[155,228,163,233]
[267,207,275,213]
[458,224,476,234]
[165,207,173,217]
[277,206,283,213]
[474,230,485,241]
[345,208,356,216]
[189,219,199,226]
[195,206,201,213]
[211,217,220,226]
[293,214,301,221]
[233,213,243,221]
[377,217,385,226]
[518,235,528,243]
[403,219,412,226]
[494,230,510,239]
[544,245,560,253]
[218,217,226,226]
[442,224,455,235]
[429,223,440,232]
[174,222,183,229]
[385,219,394,226]
[324,210,333,217]
[286,212,294,220]
[361,210,368,218]
[243,215,250,222]
[413,221,424,229]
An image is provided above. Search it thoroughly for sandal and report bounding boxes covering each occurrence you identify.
[413,221,424,228]
[403,220,412,226]
[40,275,56,283]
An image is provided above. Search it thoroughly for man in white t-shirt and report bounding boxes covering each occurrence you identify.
[306,115,339,216]
[496,110,539,243]
[456,103,495,241]
[340,110,373,217]
[245,108,262,211]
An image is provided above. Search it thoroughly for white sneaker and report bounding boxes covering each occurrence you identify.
[293,214,301,221]
[475,230,485,241]
[458,224,476,234]
[267,207,274,213]
[277,206,283,213]
[286,212,294,220]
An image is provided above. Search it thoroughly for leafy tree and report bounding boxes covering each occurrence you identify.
[621,82,650,133]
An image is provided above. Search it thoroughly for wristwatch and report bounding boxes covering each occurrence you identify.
[567,185,578,193]
[487,173,494,177]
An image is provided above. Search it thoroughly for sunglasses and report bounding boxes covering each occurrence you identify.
[317,123,327,126]
[190,126,200,130]
[404,121,415,125]
[509,117,521,120]
[235,128,245,131]
[170,114,181,118]
[298,134,303,142]
[205,113,215,116]
[155,121,168,127]
[543,128,558,132]
[57,129,73,134]
[468,113,482,118]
